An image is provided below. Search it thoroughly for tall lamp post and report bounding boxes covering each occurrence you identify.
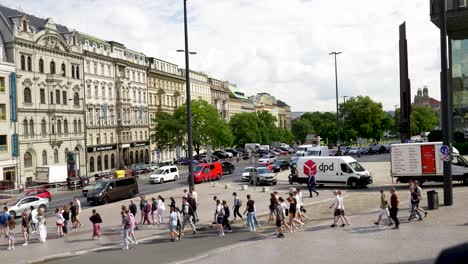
[179,0,197,188]
[329,51,342,151]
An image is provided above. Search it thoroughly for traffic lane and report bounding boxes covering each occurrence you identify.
[46,227,264,264]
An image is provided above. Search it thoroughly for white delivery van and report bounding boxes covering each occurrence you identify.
[149,165,179,184]
[36,165,68,184]
[259,145,270,151]
[245,143,260,151]
[297,144,315,152]
[296,156,373,188]
[306,146,330,157]
[391,142,468,184]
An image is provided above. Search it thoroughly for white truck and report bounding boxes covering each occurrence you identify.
[36,165,68,184]
[295,156,373,188]
[390,142,468,184]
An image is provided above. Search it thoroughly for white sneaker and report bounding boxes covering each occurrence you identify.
[7,247,11,250]
[122,246,129,250]
[11,246,14,250]
[22,243,28,246]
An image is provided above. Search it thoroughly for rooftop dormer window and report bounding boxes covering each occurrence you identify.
[22,20,28,32]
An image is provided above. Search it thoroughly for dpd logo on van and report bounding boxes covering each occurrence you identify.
[304,160,335,176]
[304,160,317,176]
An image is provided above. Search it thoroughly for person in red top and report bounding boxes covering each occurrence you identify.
[389,188,400,229]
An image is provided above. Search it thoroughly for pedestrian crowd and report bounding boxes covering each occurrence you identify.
[0,179,430,250]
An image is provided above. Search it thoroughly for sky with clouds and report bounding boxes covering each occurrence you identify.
[6,0,441,112]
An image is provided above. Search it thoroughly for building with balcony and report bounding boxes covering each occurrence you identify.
[79,33,119,175]
[430,0,468,131]
[147,57,185,162]
[209,78,229,120]
[0,6,86,185]
[111,42,150,167]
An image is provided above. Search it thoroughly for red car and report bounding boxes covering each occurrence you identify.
[274,149,288,155]
[23,189,52,201]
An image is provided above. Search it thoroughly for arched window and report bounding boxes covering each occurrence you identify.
[78,120,82,132]
[64,119,68,135]
[29,120,34,135]
[24,88,32,103]
[64,148,69,161]
[104,155,109,170]
[57,119,62,135]
[54,149,59,163]
[74,93,80,106]
[39,59,44,73]
[42,150,48,165]
[22,20,28,32]
[129,151,134,164]
[140,150,144,163]
[89,157,95,173]
[20,55,25,70]
[50,61,56,74]
[23,120,28,136]
[61,63,66,77]
[97,156,102,171]
[72,65,75,78]
[24,152,32,168]
[27,56,32,71]
[73,120,77,133]
[135,151,139,164]
[111,154,115,169]
[76,66,80,79]
[41,119,46,136]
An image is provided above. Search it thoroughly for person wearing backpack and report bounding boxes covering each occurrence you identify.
[222,200,232,233]
[90,209,102,240]
[215,200,225,236]
[232,192,243,220]
[181,197,196,235]
[142,199,151,225]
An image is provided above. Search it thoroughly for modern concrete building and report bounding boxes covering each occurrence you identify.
[0,6,87,185]
[208,77,229,120]
[430,0,468,132]
[147,57,185,162]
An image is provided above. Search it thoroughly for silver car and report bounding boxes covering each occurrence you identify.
[7,196,49,218]
[241,167,255,181]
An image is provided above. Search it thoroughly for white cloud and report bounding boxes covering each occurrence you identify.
[8,0,441,111]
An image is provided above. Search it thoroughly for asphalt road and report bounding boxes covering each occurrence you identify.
[46,225,265,264]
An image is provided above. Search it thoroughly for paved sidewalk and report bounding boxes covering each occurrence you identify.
[0,171,332,264]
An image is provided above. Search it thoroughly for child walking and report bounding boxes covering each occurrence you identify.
[55,208,65,238]
[89,209,102,239]
[21,211,29,246]
[7,216,15,250]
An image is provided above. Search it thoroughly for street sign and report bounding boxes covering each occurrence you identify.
[440,145,449,156]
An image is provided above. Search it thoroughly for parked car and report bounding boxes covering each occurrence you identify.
[279,146,293,154]
[225,149,239,157]
[193,162,223,183]
[87,177,139,205]
[149,165,179,184]
[348,148,361,155]
[130,164,151,176]
[94,171,114,181]
[243,152,251,160]
[259,154,277,164]
[221,161,235,175]
[149,164,160,171]
[82,184,96,197]
[22,189,52,201]
[269,150,281,156]
[272,160,290,172]
[256,163,273,171]
[274,148,288,155]
[8,197,49,218]
[241,167,255,182]
[257,150,270,157]
[250,167,277,186]
[66,176,90,189]
[213,150,229,159]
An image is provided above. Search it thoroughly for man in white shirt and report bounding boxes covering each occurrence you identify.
[329,191,345,227]
[338,190,350,226]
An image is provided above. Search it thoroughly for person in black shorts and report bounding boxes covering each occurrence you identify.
[275,200,285,238]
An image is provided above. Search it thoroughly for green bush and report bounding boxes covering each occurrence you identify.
[454,143,468,155]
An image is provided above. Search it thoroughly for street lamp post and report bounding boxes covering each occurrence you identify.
[330,51,342,151]
[182,0,195,188]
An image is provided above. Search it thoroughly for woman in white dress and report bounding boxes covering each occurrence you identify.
[157,195,166,224]
[37,208,47,243]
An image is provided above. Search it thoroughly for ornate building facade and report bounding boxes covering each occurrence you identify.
[80,33,119,174]
[147,57,185,162]
[181,70,211,103]
[209,77,229,120]
[0,6,86,184]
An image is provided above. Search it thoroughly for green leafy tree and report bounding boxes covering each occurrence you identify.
[151,111,185,153]
[291,118,312,143]
[175,99,233,157]
[229,112,262,147]
[410,105,440,136]
[340,96,392,142]
[257,110,279,145]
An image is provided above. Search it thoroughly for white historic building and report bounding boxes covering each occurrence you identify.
[80,33,119,174]
[181,70,211,103]
[0,6,86,184]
